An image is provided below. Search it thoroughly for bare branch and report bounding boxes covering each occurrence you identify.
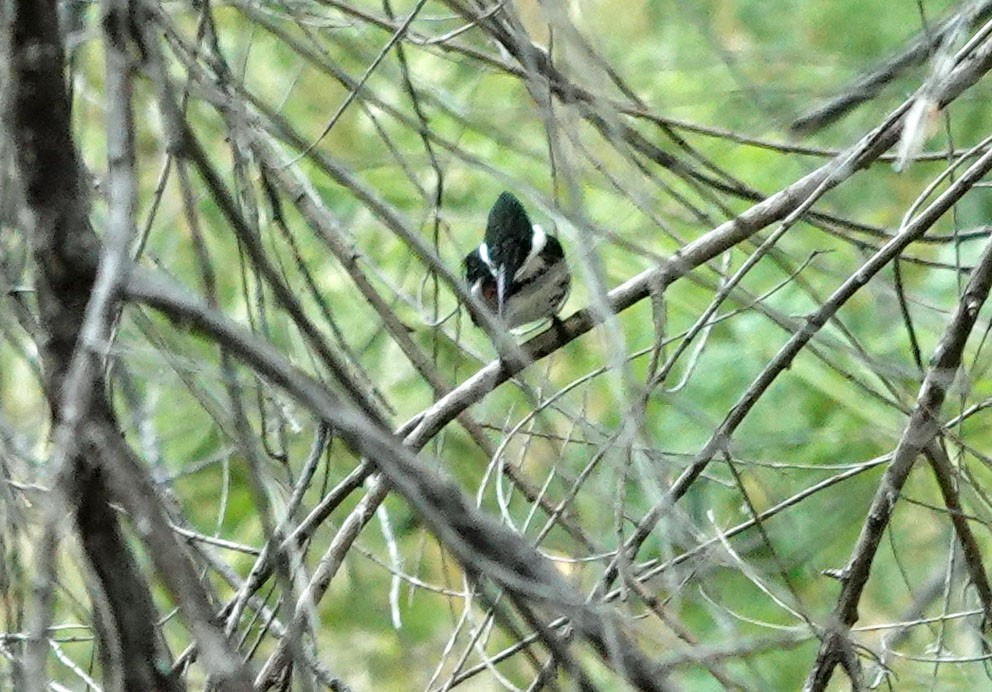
[804,229,992,691]
[126,267,674,691]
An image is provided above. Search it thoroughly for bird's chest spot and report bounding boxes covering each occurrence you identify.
[471,277,499,311]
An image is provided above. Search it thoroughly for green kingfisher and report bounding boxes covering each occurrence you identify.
[464,192,571,328]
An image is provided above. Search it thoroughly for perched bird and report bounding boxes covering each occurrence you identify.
[464,192,570,328]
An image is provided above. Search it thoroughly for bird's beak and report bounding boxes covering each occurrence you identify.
[496,265,509,318]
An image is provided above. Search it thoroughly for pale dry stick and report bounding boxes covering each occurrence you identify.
[282,461,373,548]
[860,605,980,633]
[866,569,966,686]
[478,353,644,551]
[442,630,545,690]
[426,0,512,44]
[901,131,992,230]
[518,412,597,554]
[701,261,914,416]
[661,251,732,394]
[884,649,992,665]
[516,412,579,535]
[487,404,550,532]
[48,639,100,692]
[647,224,792,396]
[657,633,809,676]
[804,231,992,690]
[695,587,804,636]
[377,500,403,629]
[168,524,259,555]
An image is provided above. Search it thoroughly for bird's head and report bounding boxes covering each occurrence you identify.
[482,192,536,317]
